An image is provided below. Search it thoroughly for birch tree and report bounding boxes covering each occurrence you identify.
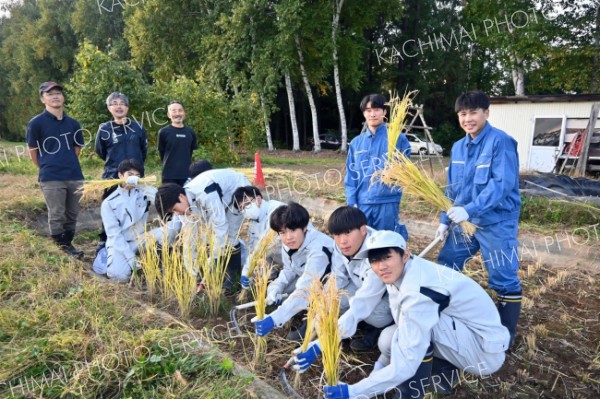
[332,0,348,153]
[296,36,321,152]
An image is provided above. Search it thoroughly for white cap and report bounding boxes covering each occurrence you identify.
[355,230,407,259]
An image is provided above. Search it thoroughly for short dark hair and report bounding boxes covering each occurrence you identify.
[328,206,368,235]
[455,91,490,112]
[168,100,184,110]
[155,183,185,218]
[368,247,405,263]
[189,160,213,178]
[360,94,387,112]
[232,186,263,210]
[270,202,310,232]
[117,158,143,175]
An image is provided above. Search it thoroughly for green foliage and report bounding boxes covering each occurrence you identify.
[153,76,263,164]
[65,41,157,155]
[520,196,600,233]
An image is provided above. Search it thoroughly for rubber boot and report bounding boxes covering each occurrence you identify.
[350,321,385,352]
[223,244,242,292]
[63,230,84,259]
[286,319,308,342]
[431,357,460,395]
[393,343,434,399]
[497,292,522,348]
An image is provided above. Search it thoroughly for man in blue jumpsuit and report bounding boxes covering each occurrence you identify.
[344,94,411,240]
[435,91,522,347]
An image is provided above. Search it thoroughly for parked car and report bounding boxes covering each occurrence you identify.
[405,133,443,155]
[309,134,342,150]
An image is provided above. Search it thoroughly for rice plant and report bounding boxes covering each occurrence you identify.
[137,232,162,299]
[239,229,277,302]
[375,150,477,236]
[162,227,196,319]
[198,223,233,317]
[250,259,272,368]
[310,275,343,386]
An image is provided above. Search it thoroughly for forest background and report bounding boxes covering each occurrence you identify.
[0,0,597,163]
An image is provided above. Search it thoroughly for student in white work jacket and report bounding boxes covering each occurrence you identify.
[94,159,157,282]
[251,202,334,341]
[231,185,285,289]
[292,206,393,369]
[323,230,510,399]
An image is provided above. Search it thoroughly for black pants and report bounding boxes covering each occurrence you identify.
[162,178,188,187]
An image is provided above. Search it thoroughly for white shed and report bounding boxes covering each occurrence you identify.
[488,95,600,173]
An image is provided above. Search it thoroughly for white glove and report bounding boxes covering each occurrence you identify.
[435,224,449,241]
[447,207,469,224]
[125,175,140,186]
[266,291,283,306]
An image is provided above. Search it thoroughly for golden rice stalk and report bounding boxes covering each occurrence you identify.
[251,260,273,368]
[310,275,342,386]
[386,90,418,162]
[293,280,320,389]
[199,224,233,316]
[375,150,477,237]
[137,231,162,299]
[238,229,277,302]
[162,227,197,319]
[79,175,157,201]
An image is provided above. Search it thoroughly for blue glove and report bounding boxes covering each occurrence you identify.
[293,341,321,373]
[447,206,469,224]
[323,383,349,399]
[252,315,275,337]
[240,275,251,289]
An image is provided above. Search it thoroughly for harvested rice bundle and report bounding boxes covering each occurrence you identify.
[375,150,477,236]
[386,91,418,162]
[311,275,342,386]
[79,175,157,201]
[251,259,273,367]
[238,229,277,302]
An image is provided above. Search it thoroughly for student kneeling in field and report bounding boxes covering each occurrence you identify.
[293,206,393,367]
[93,159,157,282]
[251,202,334,341]
[155,161,251,290]
[320,230,510,399]
[232,186,285,290]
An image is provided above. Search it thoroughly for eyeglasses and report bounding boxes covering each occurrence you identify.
[109,102,128,107]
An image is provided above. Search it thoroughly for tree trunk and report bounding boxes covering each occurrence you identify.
[261,95,274,151]
[332,0,348,153]
[284,72,301,152]
[511,53,525,96]
[296,36,320,153]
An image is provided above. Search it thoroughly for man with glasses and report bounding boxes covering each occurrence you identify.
[94,92,148,251]
[26,81,85,258]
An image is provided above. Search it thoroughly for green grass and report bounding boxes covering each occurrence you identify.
[520,196,600,234]
[0,215,254,399]
[260,155,343,166]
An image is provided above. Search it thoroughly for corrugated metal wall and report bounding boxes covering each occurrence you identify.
[488,101,598,170]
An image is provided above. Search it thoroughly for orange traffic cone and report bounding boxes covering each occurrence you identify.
[254,152,265,189]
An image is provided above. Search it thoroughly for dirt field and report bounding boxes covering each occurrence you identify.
[1,146,599,398]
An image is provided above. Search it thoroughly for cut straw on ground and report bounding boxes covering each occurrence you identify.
[376,150,477,236]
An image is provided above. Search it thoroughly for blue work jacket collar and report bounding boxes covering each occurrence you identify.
[464,122,492,147]
[367,123,387,137]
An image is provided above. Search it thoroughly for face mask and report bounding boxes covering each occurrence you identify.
[243,202,261,220]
